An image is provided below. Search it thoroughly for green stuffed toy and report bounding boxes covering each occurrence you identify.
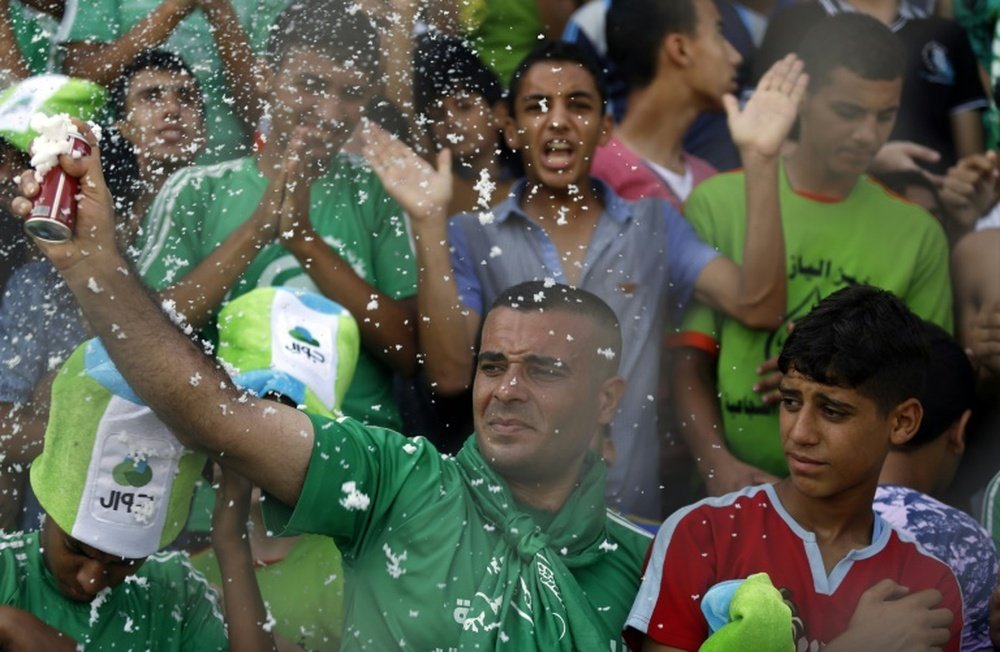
[699,572,794,652]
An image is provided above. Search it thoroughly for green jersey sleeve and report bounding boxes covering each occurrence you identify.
[166,555,228,651]
[261,414,446,560]
[0,532,31,604]
[60,0,122,43]
[135,167,212,291]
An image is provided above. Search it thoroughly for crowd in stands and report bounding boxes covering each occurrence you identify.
[0,0,999,649]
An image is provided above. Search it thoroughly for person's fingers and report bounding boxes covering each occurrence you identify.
[10,194,32,218]
[436,147,451,173]
[902,588,944,609]
[921,170,944,187]
[756,55,784,92]
[776,55,805,97]
[955,153,997,179]
[862,578,910,603]
[788,68,809,104]
[17,169,40,199]
[919,611,955,645]
[941,176,976,198]
[756,356,779,374]
[899,141,941,164]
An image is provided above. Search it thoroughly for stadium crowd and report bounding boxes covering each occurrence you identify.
[0,0,999,649]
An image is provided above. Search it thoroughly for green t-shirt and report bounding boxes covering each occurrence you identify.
[0,530,227,650]
[680,165,953,477]
[134,155,416,430]
[59,0,289,163]
[192,534,344,651]
[262,414,652,651]
[8,1,58,76]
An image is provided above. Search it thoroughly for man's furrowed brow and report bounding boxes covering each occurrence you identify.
[524,354,567,370]
[479,351,507,363]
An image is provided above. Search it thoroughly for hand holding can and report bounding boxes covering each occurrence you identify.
[23,114,97,243]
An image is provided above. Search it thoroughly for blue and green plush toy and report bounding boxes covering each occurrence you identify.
[699,573,795,652]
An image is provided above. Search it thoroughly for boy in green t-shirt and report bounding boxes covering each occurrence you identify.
[133,5,417,432]
[672,14,954,496]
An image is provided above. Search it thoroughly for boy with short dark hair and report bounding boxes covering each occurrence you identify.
[673,13,954,496]
[629,285,963,651]
[365,40,806,519]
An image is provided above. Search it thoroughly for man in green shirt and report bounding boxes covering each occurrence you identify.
[59,0,289,163]
[13,138,654,646]
[133,6,418,431]
[671,13,954,496]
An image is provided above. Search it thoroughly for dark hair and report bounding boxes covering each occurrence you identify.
[899,322,975,449]
[413,34,502,120]
[108,49,202,121]
[506,41,607,116]
[489,281,622,374]
[798,13,904,92]
[266,0,381,77]
[607,0,697,91]
[778,285,928,414]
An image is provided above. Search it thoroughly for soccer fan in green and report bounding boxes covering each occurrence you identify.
[133,6,417,431]
[672,14,953,495]
[13,132,656,648]
[0,341,273,651]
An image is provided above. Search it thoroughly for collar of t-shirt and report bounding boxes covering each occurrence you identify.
[817,0,929,31]
[645,159,694,203]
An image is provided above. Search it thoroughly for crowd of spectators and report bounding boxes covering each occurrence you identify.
[0,0,999,649]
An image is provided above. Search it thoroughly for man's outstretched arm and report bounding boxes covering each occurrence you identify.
[10,124,312,508]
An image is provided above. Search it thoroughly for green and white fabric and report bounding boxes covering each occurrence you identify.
[262,414,652,650]
[983,469,1000,550]
[0,74,106,151]
[216,287,359,419]
[29,339,205,559]
[135,154,415,430]
[7,1,60,78]
[0,530,227,650]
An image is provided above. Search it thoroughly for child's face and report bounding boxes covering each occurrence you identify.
[41,517,145,602]
[428,90,497,163]
[777,369,913,500]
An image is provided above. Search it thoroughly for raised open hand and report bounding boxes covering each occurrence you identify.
[727,54,808,160]
[362,121,452,222]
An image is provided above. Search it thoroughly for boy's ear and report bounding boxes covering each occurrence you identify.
[596,112,613,147]
[888,398,923,447]
[946,408,972,456]
[496,102,521,150]
[663,32,693,68]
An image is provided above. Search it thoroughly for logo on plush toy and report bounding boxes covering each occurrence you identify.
[289,326,320,347]
[286,326,325,363]
[112,455,153,488]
